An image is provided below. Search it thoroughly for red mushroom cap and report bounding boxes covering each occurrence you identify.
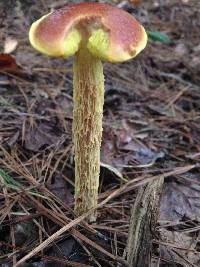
[29,2,147,62]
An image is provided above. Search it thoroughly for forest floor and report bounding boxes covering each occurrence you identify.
[0,0,200,266]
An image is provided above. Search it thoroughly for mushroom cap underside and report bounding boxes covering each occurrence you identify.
[29,2,147,62]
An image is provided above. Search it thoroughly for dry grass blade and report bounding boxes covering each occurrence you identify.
[14,209,104,266]
[72,229,116,260]
[15,164,195,266]
[42,256,92,267]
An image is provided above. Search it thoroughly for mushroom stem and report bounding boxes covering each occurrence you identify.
[73,46,104,221]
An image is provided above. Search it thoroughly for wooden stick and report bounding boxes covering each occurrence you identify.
[124,176,164,266]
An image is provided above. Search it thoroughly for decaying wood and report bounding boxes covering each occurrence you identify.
[124,176,164,267]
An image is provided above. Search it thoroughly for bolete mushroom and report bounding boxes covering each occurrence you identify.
[29,2,147,222]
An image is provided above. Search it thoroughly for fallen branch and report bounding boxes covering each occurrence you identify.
[123,176,164,266]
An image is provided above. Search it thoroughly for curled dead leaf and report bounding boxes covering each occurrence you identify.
[128,0,142,6]
[0,53,22,72]
[24,123,61,152]
[0,53,30,78]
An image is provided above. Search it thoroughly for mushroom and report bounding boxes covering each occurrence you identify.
[29,2,147,222]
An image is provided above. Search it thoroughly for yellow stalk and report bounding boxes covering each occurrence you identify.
[73,46,104,222]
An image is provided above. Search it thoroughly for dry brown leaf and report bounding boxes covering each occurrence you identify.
[24,123,61,152]
[160,229,200,266]
[129,0,142,6]
[160,177,200,222]
[0,53,22,73]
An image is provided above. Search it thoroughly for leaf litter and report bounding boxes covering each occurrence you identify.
[0,0,200,266]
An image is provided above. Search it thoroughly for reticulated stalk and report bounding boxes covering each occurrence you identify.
[73,46,104,222]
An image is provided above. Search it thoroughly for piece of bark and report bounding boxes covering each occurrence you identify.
[124,176,164,267]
